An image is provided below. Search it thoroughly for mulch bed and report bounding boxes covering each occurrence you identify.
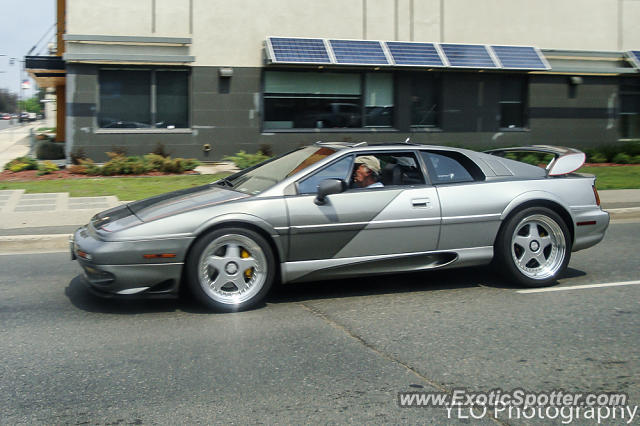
[0,169,199,182]
[1,163,636,182]
[581,163,638,167]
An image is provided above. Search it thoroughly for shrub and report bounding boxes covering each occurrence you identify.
[259,144,273,157]
[63,152,200,176]
[632,155,640,164]
[67,164,88,174]
[612,153,631,164]
[79,159,102,176]
[109,146,128,157]
[70,148,88,165]
[143,153,167,171]
[504,153,519,161]
[181,158,200,171]
[623,141,640,156]
[589,152,608,163]
[223,150,271,169]
[157,157,197,173]
[151,142,171,158]
[37,161,60,176]
[520,154,542,166]
[4,156,38,172]
[162,158,182,173]
[36,141,65,160]
[101,155,149,175]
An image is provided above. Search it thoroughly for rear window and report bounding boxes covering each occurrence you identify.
[421,151,484,184]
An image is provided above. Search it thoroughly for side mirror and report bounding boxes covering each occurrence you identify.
[314,179,346,205]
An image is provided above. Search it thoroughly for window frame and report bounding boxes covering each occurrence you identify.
[619,78,640,140]
[96,67,191,133]
[498,74,529,131]
[409,72,442,130]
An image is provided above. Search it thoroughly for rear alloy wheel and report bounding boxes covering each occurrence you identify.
[495,207,571,287]
[187,228,275,311]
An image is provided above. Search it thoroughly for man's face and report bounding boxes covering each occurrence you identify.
[354,164,370,186]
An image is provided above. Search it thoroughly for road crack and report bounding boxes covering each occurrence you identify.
[298,301,510,426]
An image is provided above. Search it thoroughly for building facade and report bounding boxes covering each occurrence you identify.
[28,0,640,161]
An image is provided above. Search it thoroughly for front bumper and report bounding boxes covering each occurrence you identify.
[71,226,191,297]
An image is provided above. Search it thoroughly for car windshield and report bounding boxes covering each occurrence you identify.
[221,146,337,195]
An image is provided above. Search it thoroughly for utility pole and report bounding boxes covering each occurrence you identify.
[10,57,26,119]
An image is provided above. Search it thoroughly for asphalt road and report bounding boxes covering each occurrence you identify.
[1,222,638,424]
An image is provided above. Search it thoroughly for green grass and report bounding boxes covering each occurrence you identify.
[1,166,639,200]
[0,174,229,200]
[578,165,640,190]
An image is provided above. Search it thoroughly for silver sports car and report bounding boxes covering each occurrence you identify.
[71,142,609,311]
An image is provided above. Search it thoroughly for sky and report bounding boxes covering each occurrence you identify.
[0,0,56,98]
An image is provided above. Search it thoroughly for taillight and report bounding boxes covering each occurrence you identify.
[592,185,601,206]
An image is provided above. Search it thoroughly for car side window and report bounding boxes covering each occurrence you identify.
[374,152,425,187]
[297,155,353,194]
[421,151,477,184]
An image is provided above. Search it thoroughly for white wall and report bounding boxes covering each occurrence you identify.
[67,0,155,36]
[441,0,619,50]
[66,0,640,66]
[622,0,640,50]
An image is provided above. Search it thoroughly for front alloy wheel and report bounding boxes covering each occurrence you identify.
[187,228,275,311]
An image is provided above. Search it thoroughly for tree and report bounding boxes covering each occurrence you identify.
[18,96,42,114]
[0,89,18,113]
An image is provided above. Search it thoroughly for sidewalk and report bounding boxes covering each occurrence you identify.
[0,123,39,168]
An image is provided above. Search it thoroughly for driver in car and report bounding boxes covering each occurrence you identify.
[353,156,383,188]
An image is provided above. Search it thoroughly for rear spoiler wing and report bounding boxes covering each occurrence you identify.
[484,145,586,176]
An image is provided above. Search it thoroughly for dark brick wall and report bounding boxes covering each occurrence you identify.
[66,64,625,162]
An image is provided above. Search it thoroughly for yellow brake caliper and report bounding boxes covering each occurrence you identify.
[241,249,253,279]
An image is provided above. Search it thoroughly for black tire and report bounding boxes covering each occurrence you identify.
[494,207,572,288]
[186,227,275,312]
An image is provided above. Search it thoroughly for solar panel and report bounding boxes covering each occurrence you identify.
[628,51,640,69]
[491,45,549,70]
[329,39,390,65]
[267,37,332,64]
[439,44,498,68]
[385,42,445,66]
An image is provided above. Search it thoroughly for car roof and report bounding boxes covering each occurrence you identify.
[314,141,476,155]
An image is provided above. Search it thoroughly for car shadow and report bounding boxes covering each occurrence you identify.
[64,275,214,315]
[268,266,513,304]
[65,266,587,314]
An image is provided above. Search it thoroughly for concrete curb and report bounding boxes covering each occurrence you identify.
[0,207,638,254]
[0,234,71,254]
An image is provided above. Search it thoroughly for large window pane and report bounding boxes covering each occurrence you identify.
[156,71,189,128]
[99,70,151,128]
[264,97,361,129]
[264,71,363,130]
[411,74,439,127]
[265,72,360,95]
[365,73,393,127]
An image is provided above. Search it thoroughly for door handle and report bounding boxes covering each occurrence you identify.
[412,198,430,208]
